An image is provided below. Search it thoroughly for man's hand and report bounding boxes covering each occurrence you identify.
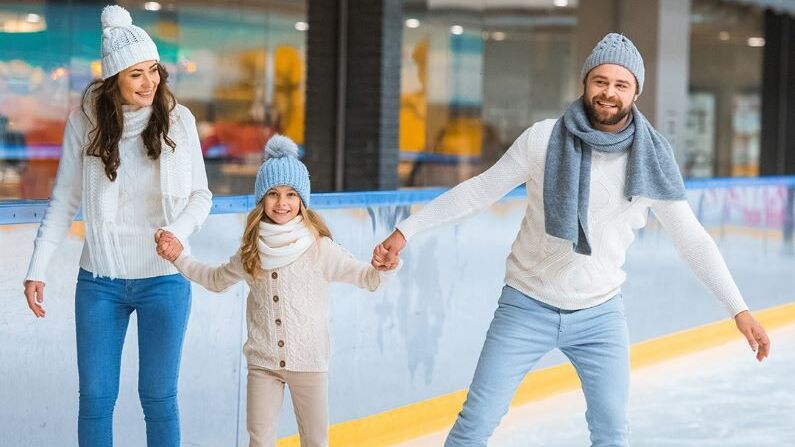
[372,244,402,271]
[155,229,183,262]
[734,310,770,362]
[372,230,405,271]
[24,280,46,318]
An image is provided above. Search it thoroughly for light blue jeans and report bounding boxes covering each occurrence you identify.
[75,268,191,447]
[445,285,630,447]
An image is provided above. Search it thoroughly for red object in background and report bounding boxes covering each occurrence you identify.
[199,131,222,156]
[25,119,66,149]
[199,122,281,159]
[211,122,270,158]
[20,160,59,199]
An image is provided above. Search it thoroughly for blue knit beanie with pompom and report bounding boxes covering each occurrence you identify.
[254,135,310,207]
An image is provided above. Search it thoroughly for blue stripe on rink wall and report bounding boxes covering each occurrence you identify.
[1,176,794,225]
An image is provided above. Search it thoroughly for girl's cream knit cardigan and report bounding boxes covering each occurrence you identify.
[174,236,396,372]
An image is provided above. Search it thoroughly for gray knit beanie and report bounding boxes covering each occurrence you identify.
[581,33,645,95]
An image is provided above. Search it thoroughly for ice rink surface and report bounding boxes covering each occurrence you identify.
[399,324,795,447]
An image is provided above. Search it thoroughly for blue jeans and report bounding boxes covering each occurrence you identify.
[445,286,630,447]
[75,268,191,447]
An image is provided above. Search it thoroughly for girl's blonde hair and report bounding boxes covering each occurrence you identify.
[240,200,332,279]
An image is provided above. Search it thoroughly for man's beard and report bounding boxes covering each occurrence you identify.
[583,94,632,127]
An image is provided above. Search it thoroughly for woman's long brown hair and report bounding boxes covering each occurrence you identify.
[81,63,177,181]
[241,200,332,279]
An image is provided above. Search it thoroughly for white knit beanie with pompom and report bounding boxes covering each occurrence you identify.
[100,5,160,79]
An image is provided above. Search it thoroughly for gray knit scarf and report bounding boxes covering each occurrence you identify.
[543,97,685,255]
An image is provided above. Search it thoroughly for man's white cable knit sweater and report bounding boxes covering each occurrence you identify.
[26,104,212,282]
[174,237,395,372]
[397,119,748,317]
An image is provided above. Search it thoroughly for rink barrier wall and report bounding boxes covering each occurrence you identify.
[2,175,793,446]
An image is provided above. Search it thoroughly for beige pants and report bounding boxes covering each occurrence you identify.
[247,366,329,447]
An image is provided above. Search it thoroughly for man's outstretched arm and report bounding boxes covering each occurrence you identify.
[651,199,770,362]
[372,126,541,269]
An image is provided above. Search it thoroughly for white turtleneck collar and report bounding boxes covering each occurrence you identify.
[121,105,153,139]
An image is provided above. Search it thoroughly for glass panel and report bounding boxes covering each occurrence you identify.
[399,0,577,187]
[731,93,760,177]
[0,0,307,200]
[686,91,717,178]
[688,0,763,178]
[0,1,70,200]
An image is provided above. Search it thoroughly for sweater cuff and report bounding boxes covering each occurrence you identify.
[718,286,749,318]
[161,219,194,248]
[377,258,402,282]
[395,219,418,242]
[727,301,750,318]
[25,243,56,283]
[173,253,188,267]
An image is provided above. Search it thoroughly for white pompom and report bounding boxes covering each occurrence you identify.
[101,5,132,28]
[264,134,299,159]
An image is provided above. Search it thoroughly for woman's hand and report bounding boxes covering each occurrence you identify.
[24,280,46,318]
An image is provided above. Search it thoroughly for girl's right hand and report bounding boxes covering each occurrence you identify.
[24,280,46,318]
[155,230,183,262]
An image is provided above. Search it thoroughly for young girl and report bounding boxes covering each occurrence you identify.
[157,134,398,447]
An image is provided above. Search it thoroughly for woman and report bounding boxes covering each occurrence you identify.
[22,5,211,446]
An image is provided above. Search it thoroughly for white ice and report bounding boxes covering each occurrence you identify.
[398,324,795,446]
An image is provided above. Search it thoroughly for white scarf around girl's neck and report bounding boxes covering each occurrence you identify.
[257,215,316,269]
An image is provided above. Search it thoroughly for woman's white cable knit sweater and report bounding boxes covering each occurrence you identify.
[26,104,212,282]
[396,119,748,317]
[173,237,396,372]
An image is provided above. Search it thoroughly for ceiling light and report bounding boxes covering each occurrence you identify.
[747,37,765,47]
[0,12,46,32]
